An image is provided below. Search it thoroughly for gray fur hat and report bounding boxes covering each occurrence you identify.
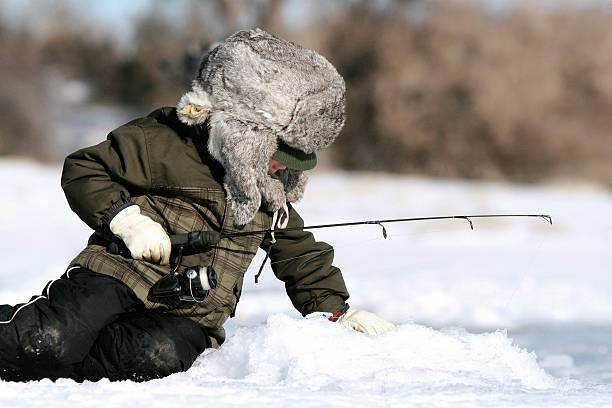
[177,28,346,226]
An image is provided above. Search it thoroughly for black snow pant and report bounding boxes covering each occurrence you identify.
[0,268,211,382]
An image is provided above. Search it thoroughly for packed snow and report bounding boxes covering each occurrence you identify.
[1,158,611,407]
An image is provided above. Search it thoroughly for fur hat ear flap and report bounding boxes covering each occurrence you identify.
[207,111,282,226]
[286,171,307,203]
[177,85,214,125]
[274,169,307,203]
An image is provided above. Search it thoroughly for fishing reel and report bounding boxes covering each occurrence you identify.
[149,265,217,302]
[149,231,221,302]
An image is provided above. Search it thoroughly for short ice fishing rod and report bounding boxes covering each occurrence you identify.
[150,213,553,296]
[170,214,553,251]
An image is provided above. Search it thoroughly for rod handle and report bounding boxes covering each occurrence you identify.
[170,231,221,251]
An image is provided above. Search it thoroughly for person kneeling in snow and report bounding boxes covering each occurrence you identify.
[0,29,393,383]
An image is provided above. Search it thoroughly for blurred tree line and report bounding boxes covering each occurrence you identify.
[1,0,611,185]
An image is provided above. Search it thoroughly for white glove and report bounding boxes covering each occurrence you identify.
[337,309,395,335]
[109,204,171,265]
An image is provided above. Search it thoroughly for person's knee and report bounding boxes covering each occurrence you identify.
[130,337,188,380]
[28,323,89,358]
[6,324,87,381]
[85,312,209,381]
[21,325,64,357]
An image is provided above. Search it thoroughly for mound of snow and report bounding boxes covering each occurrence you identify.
[190,314,554,392]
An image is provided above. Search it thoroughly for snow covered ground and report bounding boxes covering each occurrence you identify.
[1,158,611,407]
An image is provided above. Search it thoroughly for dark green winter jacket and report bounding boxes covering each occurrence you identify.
[61,107,349,347]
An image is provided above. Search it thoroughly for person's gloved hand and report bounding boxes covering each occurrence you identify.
[336,308,395,335]
[109,204,171,265]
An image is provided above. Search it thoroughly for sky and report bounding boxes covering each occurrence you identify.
[2,0,608,46]
[2,0,162,44]
[1,0,310,43]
